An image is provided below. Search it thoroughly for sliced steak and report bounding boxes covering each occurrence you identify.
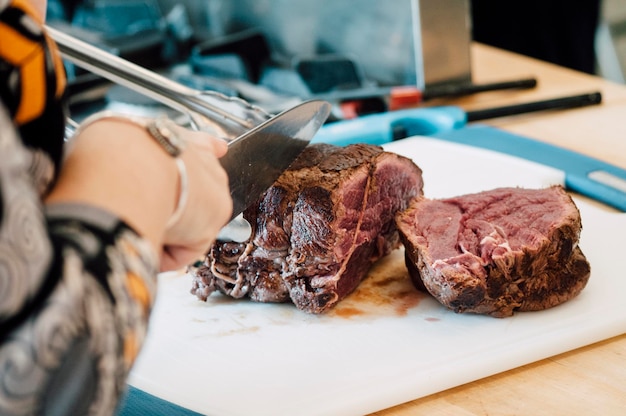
[191,143,424,313]
[396,186,591,318]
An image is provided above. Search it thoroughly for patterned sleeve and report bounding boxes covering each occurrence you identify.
[0,39,158,415]
[0,104,159,415]
[1,2,162,413]
[0,0,67,194]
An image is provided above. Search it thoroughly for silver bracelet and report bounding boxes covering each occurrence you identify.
[72,111,186,156]
[166,158,188,229]
[145,117,186,157]
[71,111,189,228]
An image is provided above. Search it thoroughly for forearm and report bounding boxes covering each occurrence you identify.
[46,120,180,254]
[0,107,159,415]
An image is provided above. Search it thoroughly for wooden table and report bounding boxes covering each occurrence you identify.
[372,43,626,416]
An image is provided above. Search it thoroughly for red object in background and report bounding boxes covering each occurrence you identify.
[388,86,424,111]
[332,78,538,119]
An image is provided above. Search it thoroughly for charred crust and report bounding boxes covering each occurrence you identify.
[397,186,591,317]
[193,143,424,314]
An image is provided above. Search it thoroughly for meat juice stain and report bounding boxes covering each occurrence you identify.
[194,250,426,329]
[216,326,260,337]
[330,249,424,319]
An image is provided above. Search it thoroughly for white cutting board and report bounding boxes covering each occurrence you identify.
[128,137,626,416]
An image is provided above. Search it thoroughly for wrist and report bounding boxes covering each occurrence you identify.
[49,115,186,251]
[70,112,188,228]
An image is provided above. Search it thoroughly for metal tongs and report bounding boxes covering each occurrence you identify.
[48,26,331,242]
[47,25,272,140]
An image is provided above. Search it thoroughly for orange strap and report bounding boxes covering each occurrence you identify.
[0,0,66,125]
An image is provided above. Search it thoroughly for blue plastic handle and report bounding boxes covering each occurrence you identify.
[312,106,467,146]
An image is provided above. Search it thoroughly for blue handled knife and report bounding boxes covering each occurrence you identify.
[313,92,601,146]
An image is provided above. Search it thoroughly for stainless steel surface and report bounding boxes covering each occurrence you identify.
[47,25,272,141]
[220,99,331,221]
[417,0,472,86]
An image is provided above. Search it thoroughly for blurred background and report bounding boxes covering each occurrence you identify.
[46,0,626,121]
[470,0,626,84]
[596,0,626,83]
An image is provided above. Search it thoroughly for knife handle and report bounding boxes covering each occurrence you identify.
[435,125,626,212]
[312,106,467,146]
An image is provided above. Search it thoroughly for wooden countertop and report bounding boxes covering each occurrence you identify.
[371,43,626,416]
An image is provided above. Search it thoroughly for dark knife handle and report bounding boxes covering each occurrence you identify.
[422,77,538,100]
[466,92,602,122]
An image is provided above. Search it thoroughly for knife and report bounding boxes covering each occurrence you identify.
[312,95,626,212]
[216,99,330,242]
[48,26,332,240]
[221,99,331,219]
[312,92,602,146]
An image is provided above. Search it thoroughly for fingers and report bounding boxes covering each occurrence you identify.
[171,125,228,157]
[160,245,202,272]
[209,135,228,157]
[158,124,233,271]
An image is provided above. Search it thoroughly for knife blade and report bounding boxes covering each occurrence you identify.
[220,99,331,220]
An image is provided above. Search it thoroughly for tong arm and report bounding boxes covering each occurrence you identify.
[46,25,272,140]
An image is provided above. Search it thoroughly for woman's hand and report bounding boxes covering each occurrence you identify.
[46,117,232,271]
[159,125,232,271]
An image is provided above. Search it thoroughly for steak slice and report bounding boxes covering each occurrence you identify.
[191,143,424,313]
[396,186,591,317]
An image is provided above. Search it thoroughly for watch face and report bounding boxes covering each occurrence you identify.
[146,118,184,157]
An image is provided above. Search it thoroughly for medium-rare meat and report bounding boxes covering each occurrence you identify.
[395,186,590,318]
[191,143,424,313]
